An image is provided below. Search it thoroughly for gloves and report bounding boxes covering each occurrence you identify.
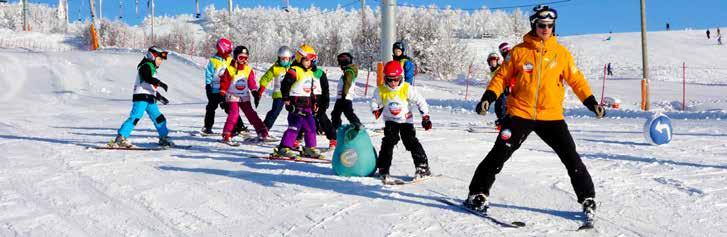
[583,95,606,119]
[373,108,383,119]
[252,91,261,108]
[155,92,169,105]
[475,90,497,115]
[158,81,168,92]
[285,101,296,112]
[421,115,432,131]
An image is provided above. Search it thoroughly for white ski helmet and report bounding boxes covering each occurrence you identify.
[277,46,293,58]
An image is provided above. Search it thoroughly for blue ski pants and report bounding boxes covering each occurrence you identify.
[118,101,168,138]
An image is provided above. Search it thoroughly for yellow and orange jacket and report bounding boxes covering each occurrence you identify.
[487,33,594,121]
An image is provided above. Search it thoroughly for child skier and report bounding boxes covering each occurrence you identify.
[219,46,269,145]
[273,44,323,158]
[261,46,294,130]
[467,5,604,228]
[110,46,174,148]
[290,59,337,150]
[202,38,247,136]
[392,41,417,85]
[331,52,362,130]
[372,61,432,184]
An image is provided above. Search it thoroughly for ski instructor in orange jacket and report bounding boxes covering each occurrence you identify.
[464,5,606,219]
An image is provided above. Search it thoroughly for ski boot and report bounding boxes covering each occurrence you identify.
[380,175,406,185]
[463,193,489,213]
[244,134,269,144]
[328,139,337,150]
[273,147,300,158]
[109,134,133,148]
[292,139,303,152]
[158,136,175,147]
[414,165,432,181]
[302,147,323,159]
[580,197,596,229]
[200,128,215,136]
[221,133,240,146]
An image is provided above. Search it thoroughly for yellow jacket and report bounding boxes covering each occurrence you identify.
[487,33,594,121]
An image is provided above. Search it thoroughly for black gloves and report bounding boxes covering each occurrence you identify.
[583,95,606,118]
[155,92,169,105]
[285,103,296,113]
[158,81,168,92]
[252,91,261,108]
[475,90,497,115]
[421,115,432,131]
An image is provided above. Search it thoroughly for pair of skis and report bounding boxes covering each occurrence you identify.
[437,198,594,231]
[94,144,192,150]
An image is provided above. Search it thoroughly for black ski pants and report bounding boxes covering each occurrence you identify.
[377,121,429,175]
[204,85,245,132]
[331,99,362,128]
[468,116,595,203]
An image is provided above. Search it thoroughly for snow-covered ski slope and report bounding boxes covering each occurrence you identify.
[1,28,726,236]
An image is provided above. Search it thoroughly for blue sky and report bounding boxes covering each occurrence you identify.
[29,0,726,36]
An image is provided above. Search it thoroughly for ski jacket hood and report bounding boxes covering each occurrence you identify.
[485,33,594,121]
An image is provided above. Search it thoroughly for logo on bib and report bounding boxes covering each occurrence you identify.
[388,102,402,116]
[234,80,246,90]
[523,62,534,73]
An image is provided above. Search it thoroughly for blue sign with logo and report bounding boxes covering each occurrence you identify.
[643,113,673,145]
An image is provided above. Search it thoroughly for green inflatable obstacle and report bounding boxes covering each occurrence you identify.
[332,124,377,177]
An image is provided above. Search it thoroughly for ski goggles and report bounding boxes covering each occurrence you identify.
[237,54,249,61]
[301,53,318,61]
[158,51,168,59]
[384,75,403,83]
[279,56,291,62]
[535,10,557,21]
[536,23,555,29]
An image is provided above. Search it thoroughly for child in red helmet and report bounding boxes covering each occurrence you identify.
[201,38,247,136]
[371,60,432,184]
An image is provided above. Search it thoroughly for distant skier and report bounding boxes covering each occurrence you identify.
[486,52,505,129]
[706,29,710,39]
[607,62,613,76]
[331,52,363,130]
[219,46,269,144]
[201,38,247,136]
[109,46,174,148]
[392,41,417,85]
[273,44,323,158]
[492,42,515,130]
[260,46,294,130]
[372,60,432,184]
[466,5,605,224]
[666,23,670,31]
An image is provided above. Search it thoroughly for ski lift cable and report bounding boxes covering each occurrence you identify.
[375,0,571,11]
